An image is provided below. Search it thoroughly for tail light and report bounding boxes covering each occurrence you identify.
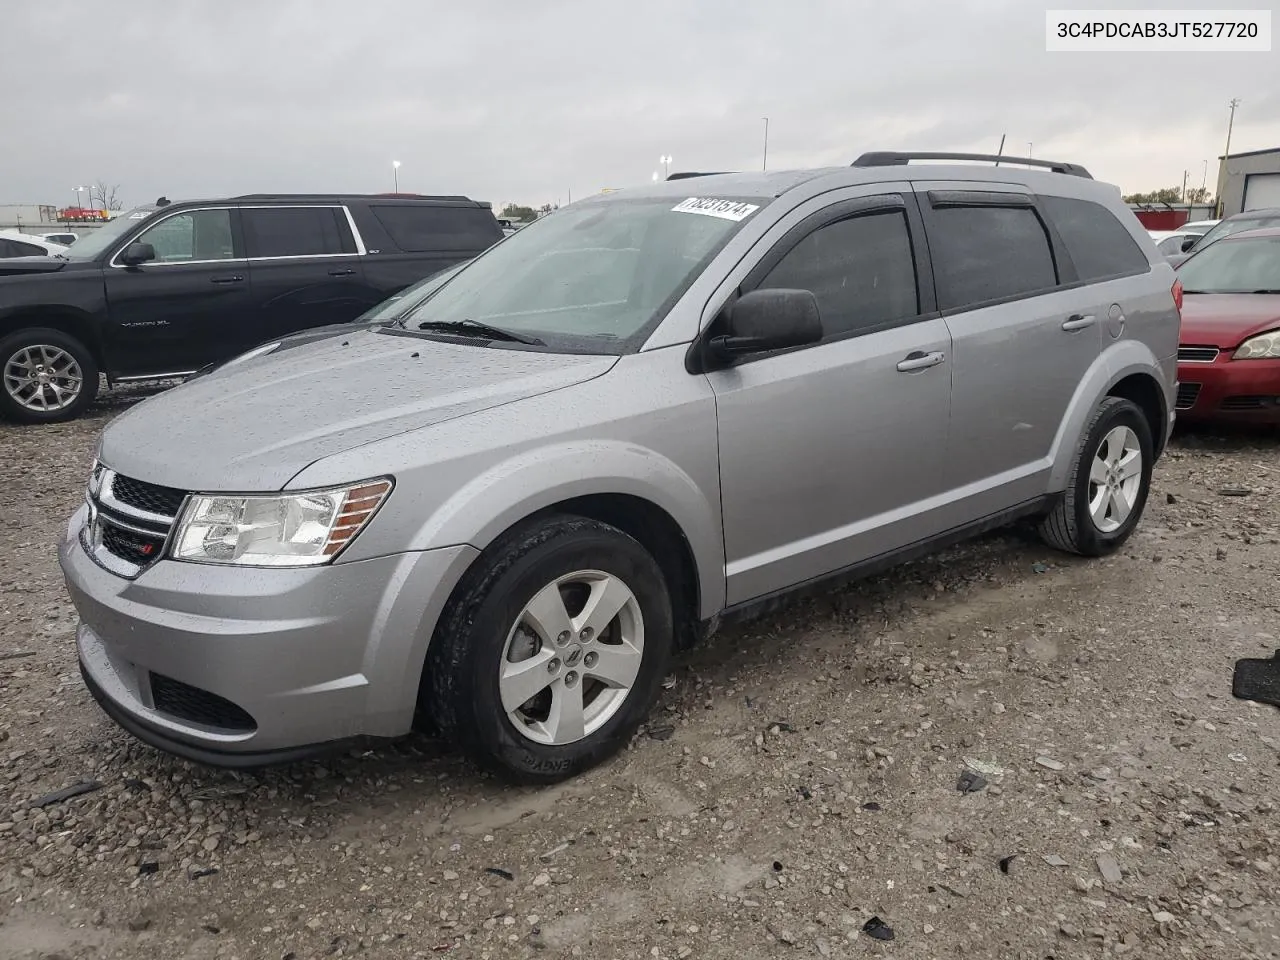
[1171,278,1183,315]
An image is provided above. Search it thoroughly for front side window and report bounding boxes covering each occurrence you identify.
[400,196,764,353]
[756,211,919,338]
[241,207,354,258]
[1178,236,1280,293]
[136,210,236,263]
[929,205,1058,310]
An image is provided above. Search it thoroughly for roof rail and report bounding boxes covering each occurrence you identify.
[231,193,476,202]
[666,171,734,181]
[852,152,1092,179]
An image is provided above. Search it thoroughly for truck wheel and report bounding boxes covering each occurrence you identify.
[425,517,673,784]
[1039,397,1153,556]
[0,328,99,424]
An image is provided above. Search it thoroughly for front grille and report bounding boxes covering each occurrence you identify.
[1175,383,1201,410]
[150,673,257,731]
[111,475,188,517]
[1178,346,1220,363]
[85,468,188,577]
[1221,395,1279,411]
[100,524,164,566]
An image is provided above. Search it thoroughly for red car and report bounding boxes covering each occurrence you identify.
[1175,228,1280,424]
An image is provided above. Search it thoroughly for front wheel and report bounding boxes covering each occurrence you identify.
[0,328,99,424]
[425,517,673,784]
[1039,396,1153,556]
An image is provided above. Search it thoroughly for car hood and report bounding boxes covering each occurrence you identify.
[100,327,617,492]
[0,256,67,276]
[1179,295,1280,349]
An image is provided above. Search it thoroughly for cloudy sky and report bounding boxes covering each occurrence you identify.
[3,0,1276,210]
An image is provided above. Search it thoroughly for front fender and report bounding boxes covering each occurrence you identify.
[407,439,726,616]
[1047,339,1172,490]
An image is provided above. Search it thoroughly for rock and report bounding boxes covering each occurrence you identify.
[1036,757,1066,771]
[1043,855,1068,867]
[957,770,987,793]
[1097,855,1123,884]
[1059,921,1081,939]
[532,872,551,887]
[201,836,219,853]
[862,917,894,941]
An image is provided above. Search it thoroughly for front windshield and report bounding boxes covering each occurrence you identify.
[357,263,465,323]
[60,206,157,260]
[1193,214,1280,251]
[1179,235,1280,293]
[400,196,766,353]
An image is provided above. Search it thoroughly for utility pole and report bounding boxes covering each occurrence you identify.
[762,117,769,171]
[1216,98,1240,218]
[1181,169,1188,203]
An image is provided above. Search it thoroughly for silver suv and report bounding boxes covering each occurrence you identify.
[60,152,1181,783]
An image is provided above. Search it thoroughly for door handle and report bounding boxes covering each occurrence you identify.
[209,275,243,284]
[896,350,946,372]
[328,268,357,277]
[1062,314,1096,331]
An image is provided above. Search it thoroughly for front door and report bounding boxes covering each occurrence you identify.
[241,205,371,343]
[706,188,954,606]
[102,207,253,376]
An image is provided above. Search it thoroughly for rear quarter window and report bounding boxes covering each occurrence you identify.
[1041,196,1150,281]
[369,205,501,253]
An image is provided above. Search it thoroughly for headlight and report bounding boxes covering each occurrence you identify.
[1233,330,1280,360]
[171,478,392,567]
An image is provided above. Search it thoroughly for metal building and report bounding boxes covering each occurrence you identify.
[1216,147,1280,216]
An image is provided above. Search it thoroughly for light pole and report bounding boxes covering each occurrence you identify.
[74,185,90,212]
[762,117,769,171]
[392,160,401,194]
[1215,98,1240,218]
[1027,142,1033,158]
[659,155,672,179]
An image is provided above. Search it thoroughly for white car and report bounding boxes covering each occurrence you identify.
[0,231,69,258]
[1178,218,1219,236]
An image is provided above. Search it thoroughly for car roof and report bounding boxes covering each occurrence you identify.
[583,161,1115,205]
[1229,207,1280,221]
[1221,226,1280,240]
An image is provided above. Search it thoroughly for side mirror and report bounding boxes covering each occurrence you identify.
[709,288,823,361]
[1180,236,1197,253]
[121,241,156,266]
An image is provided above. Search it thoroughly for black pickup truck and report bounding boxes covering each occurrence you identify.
[0,193,503,423]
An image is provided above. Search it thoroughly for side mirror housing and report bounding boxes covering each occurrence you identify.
[1180,236,1197,253]
[121,241,156,266]
[709,288,823,361]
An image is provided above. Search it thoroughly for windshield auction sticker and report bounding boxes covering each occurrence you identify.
[671,198,760,221]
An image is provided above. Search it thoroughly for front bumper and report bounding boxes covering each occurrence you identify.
[59,504,478,764]
[1176,356,1280,424]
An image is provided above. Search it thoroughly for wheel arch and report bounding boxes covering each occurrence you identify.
[0,307,105,368]
[1047,342,1171,490]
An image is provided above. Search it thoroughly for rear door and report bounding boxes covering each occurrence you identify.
[916,183,1101,516]
[102,206,254,375]
[242,205,373,343]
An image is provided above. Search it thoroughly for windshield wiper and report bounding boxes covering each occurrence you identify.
[416,318,544,345]
[1250,289,1280,294]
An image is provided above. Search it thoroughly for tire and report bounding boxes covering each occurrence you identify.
[425,516,673,784]
[0,328,99,424]
[1039,397,1153,556]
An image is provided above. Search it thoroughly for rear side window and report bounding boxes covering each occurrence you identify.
[241,207,355,258]
[757,211,919,338]
[1041,196,1149,280]
[928,206,1057,310]
[370,205,499,253]
[2,238,45,257]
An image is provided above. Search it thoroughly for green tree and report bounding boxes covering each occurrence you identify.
[500,204,537,222]
[1123,186,1184,204]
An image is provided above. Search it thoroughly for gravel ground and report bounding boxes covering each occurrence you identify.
[2,389,1279,960]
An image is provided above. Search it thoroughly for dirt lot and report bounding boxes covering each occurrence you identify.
[2,390,1279,960]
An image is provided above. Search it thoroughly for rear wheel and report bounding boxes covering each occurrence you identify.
[426,517,673,783]
[0,328,99,424]
[1039,397,1152,556]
